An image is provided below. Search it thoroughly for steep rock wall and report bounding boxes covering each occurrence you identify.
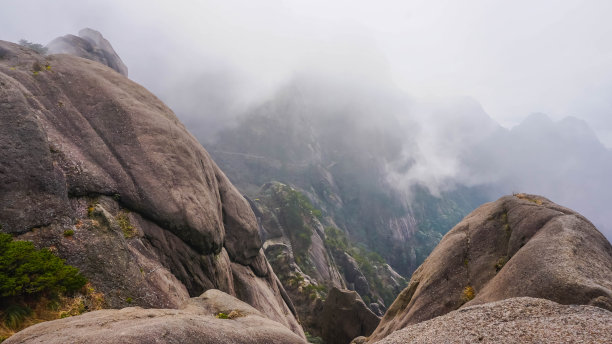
[0,40,303,337]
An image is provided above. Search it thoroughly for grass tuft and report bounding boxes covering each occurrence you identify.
[215,312,229,319]
[461,285,475,303]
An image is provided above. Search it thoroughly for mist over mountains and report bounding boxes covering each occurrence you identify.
[152,71,612,241]
[2,2,612,342]
[2,1,610,242]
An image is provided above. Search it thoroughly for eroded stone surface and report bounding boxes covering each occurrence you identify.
[47,28,128,76]
[375,297,612,344]
[369,194,612,342]
[0,40,303,338]
[319,288,380,344]
[5,290,307,344]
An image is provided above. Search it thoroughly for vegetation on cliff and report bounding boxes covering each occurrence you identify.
[0,232,102,341]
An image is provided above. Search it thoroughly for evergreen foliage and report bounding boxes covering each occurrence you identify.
[273,184,320,266]
[0,233,86,299]
[18,39,48,55]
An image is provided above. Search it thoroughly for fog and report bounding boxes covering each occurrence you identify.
[2,1,612,238]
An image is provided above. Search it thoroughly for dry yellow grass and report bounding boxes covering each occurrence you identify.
[513,193,543,205]
[0,283,105,342]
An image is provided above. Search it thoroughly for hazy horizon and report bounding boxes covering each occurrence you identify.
[2,0,612,145]
[2,1,612,239]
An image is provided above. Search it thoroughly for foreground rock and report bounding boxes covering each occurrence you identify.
[375,297,612,344]
[319,288,380,344]
[369,194,612,341]
[47,28,128,76]
[5,290,306,344]
[0,39,302,338]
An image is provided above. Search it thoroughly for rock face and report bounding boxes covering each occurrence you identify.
[208,81,488,278]
[0,40,302,338]
[318,288,380,344]
[46,28,128,76]
[368,194,612,342]
[5,289,306,344]
[251,182,403,338]
[375,297,612,344]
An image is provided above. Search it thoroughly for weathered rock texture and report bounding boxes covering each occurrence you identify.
[46,28,128,76]
[318,288,380,344]
[5,289,306,344]
[252,182,403,338]
[369,194,612,342]
[0,40,302,338]
[374,297,612,344]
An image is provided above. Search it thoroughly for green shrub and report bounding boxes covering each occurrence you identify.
[495,256,507,272]
[116,212,136,238]
[215,312,229,319]
[18,39,47,55]
[63,229,74,237]
[305,332,325,344]
[274,186,314,265]
[0,233,87,299]
[324,227,400,305]
[324,227,349,252]
[303,282,327,300]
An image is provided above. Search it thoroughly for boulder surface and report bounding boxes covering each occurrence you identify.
[0,39,302,338]
[369,193,612,342]
[318,288,380,344]
[375,297,612,344]
[47,28,128,76]
[5,289,306,344]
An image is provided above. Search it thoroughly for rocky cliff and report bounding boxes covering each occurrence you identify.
[207,81,489,278]
[0,39,303,339]
[46,28,128,76]
[368,193,612,342]
[250,182,407,341]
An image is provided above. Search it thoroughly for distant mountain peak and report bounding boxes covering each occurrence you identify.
[520,112,554,126]
[46,28,128,76]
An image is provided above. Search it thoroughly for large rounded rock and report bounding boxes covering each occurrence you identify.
[319,288,380,344]
[375,297,612,344]
[369,194,612,342]
[0,39,302,338]
[5,290,306,344]
[47,28,128,76]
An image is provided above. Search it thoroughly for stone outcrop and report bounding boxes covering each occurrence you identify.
[251,182,402,338]
[374,297,612,344]
[336,251,371,297]
[46,28,128,76]
[5,289,306,344]
[0,39,302,338]
[368,194,612,342]
[318,288,380,344]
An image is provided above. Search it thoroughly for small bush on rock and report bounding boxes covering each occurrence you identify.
[18,40,47,55]
[0,233,86,299]
[461,285,475,303]
[216,312,229,319]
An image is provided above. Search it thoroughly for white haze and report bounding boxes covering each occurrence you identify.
[2,1,612,238]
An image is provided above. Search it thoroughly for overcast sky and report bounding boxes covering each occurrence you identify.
[2,0,612,146]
